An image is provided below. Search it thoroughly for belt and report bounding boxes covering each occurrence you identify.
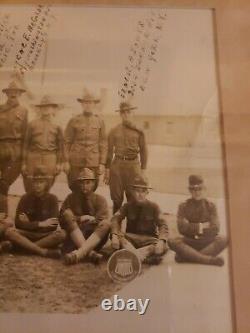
[0,138,21,142]
[115,155,138,161]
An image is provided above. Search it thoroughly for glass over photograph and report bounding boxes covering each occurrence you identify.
[0,5,233,333]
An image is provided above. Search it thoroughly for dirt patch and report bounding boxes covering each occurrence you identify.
[1,196,175,314]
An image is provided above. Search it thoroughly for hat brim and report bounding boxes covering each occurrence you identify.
[76,177,96,181]
[115,106,137,112]
[2,88,26,93]
[188,184,204,189]
[27,176,53,180]
[34,103,59,108]
[130,184,152,190]
[77,98,100,103]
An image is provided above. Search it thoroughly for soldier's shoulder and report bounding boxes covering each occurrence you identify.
[94,193,108,205]
[204,199,217,210]
[29,118,39,126]
[91,114,104,126]
[110,123,122,133]
[16,105,28,114]
[19,192,31,203]
[178,199,190,209]
[68,113,82,122]
[46,193,58,202]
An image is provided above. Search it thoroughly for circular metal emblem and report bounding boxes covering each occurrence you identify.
[107,249,141,283]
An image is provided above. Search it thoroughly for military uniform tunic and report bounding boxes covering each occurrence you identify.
[0,102,28,207]
[64,113,107,187]
[177,198,219,243]
[22,118,64,191]
[60,191,110,253]
[111,199,168,248]
[106,123,148,212]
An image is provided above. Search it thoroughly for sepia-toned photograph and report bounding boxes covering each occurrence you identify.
[0,4,234,333]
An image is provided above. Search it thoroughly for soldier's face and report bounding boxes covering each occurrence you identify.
[82,100,96,114]
[40,106,54,119]
[189,186,204,200]
[133,187,148,203]
[6,90,21,104]
[32,179,47,196]
[78,179,95,194]
[120,110,133,124]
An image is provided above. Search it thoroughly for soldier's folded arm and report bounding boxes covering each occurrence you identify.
[177,203,199,237]
[94,195,109,224]
[15,199,39,231]
[203,202,220,237]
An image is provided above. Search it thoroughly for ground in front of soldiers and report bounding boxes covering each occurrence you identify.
[0,196,163,314]
[0,196,123,314]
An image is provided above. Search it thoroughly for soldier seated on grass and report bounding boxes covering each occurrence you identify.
[5,166,66,258]
[0,171,13,254]
[60,168,110,265]
[168,175,228,266]
[110,175,168,265]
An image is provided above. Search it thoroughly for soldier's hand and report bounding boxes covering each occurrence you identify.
[39,218,58,228]
[80,215,96,224]
[98,164,105,175]
[155,240,166,255]
[111,234,120,250]
[21,164,27,175]
[55,164,62,175]
[0,213,6,221]
[63,162,70,174]
[19,213,29,223]
[104,168,110,185]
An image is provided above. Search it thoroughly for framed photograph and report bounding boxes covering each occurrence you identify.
[0,1,249,332]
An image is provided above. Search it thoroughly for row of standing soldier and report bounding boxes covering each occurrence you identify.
[0,81,227,266]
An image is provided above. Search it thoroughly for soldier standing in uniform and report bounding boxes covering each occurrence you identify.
[0,81,28,214]
[168,175,228,266]
[5,165,66,258]
[59,168,110,265]
[22,95,64,191]
[111,175,168,264]
[64,91,107,189]
[104,102,148,213]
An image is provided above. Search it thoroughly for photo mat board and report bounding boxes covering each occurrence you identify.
[0,1,246,332]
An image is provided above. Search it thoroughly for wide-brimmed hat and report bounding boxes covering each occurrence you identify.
[115,102,137,113]
[2,81,26,94]
[27,165,53,180]
[76,168,96,181]
[77,92,100,104]
[34,95,59,108]
[188,175,204,189]
[130,175,152,189]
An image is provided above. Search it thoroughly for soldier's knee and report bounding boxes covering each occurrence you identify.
[4,227,17,240]
[53,229,66,242]
[95,221,111,239]
[0,181,8,195]
[215,235,228,248]
[61,209,78,233]
[168,238,182,251]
